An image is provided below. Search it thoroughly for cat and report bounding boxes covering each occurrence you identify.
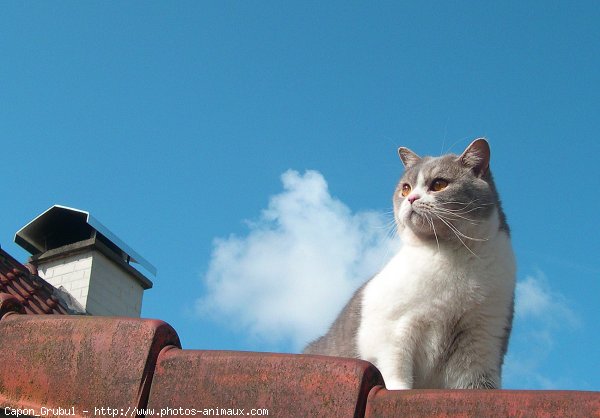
[303,138,516,390]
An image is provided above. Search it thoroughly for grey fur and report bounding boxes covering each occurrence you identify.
[303,282,366,358]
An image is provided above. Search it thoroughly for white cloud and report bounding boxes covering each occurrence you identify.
[197,170,399,350]
[515,273,578,326]
[504,271,580,389]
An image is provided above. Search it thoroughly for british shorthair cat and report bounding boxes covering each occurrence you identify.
[304,138,516,390]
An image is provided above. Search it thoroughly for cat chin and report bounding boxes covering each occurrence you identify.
[406,227,440,243]
[400,208,424,227]
[398,222,437,243]
[400,211,435,237]
[402,219,458,245]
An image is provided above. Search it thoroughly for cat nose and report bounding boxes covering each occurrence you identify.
[408,194,421,204]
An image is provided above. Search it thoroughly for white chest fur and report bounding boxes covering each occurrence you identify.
[357,227,516,389]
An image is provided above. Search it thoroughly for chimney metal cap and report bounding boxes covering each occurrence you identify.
[14,205,157,277]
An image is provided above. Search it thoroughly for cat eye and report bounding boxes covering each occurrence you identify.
[431,179,449,192]
[401,184,411,197]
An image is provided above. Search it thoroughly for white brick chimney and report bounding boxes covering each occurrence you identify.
[14,205,155,317]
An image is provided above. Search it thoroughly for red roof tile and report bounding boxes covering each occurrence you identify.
[148,349,383,417]
[365,386,600,417]
[0,246,72,316]
[0,314,598,418]
[0,314,180,417]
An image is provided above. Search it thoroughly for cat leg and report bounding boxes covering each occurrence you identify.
[359,335,416,390]
[373,332,418,390]
[445,366,500,389]
[376,348,414,390]
[442,329,502,389]
[357,309,419,389]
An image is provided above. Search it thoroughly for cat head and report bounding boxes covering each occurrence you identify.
[394,138,508,246]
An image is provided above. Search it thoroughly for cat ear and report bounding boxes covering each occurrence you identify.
[459,138,490,177]
[398,147,421,168]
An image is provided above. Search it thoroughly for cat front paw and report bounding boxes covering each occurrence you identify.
[384,379,412,390]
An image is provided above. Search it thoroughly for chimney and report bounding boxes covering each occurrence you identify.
[14,205,155,317]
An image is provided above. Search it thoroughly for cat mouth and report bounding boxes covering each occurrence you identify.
[404,206,439,238]
[405,207,430,230]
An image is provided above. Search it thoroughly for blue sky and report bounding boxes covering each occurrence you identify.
[1,2,598,390]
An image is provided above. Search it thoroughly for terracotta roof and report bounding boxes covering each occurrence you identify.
[0,314,599,418]
[0,246,80,315]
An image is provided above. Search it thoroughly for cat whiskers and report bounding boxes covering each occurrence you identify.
[429,210,489,258]
[438,199,493,209]
[438,198,492,206]
[432,214,479,257]
[377,213,400,238]
[375,208,400,237]
[373,209,401,269]
[431,207,482,225]
[424,212,440,252]
[433,200,492,225]
[433,213,488,243]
